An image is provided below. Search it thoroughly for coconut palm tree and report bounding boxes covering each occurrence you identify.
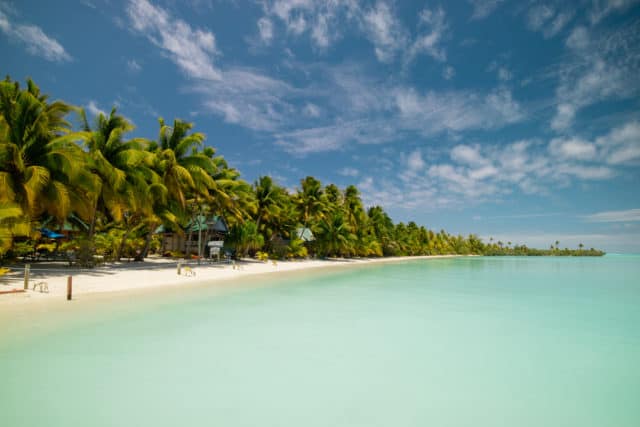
[153,118,216,209]
[81,107,153,239]
[253,176,289,238]
[0,77,94,228]
[294,176,327,229]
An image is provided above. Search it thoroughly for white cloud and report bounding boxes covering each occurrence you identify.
[406,149,425,171]
[0,10,71,62]
[497,67,512,81]
[451,144,488,166]
[126,0,220,80]
[442,66,455,80]
[127,59,142,72]
[302,103,321,117]
[549,137,597,160]
[338,167,359,177]
[566,26,589,50]
[487,61,513,81]
[590,0,640,24]
[197,68,297,131]
[469,0,504,20]
[584,208,640,222]
[362,1,407,63]
[275,119,396,155]
[551,21,640,130]
[260,0,354,49]
[526,4,573,39]
[87,100,106,117]
[551,103,576,131]
[406,6,447,64]
[394,86,524,134]
[257,17,274,44]
[357,126,634,214]
[596,121,640,165]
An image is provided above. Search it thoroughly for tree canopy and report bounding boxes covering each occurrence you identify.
[0,77,605,262]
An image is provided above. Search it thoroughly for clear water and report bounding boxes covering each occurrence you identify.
[1,256,639,426]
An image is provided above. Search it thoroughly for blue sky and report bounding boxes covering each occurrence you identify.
[2,0,639,252]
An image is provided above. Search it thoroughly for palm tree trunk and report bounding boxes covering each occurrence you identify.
[116,229,130,262]
[185,226,194,256]
[137,223,156,261]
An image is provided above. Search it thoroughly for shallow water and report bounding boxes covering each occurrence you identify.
[1,256,639,426]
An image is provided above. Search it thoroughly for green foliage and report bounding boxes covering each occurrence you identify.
[36,243,57,253]
[225,221,264,257]
[256,251,269,261]
[12,241,35,258]
[0,76,606,263]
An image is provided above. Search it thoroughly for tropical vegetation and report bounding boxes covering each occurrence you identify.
[0,77,604,263]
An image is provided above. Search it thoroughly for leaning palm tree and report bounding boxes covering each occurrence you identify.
[0,77,94,238]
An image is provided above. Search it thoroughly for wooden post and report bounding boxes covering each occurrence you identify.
[67,276,72,301]
[23,264,30,290]
[177,261,182,275]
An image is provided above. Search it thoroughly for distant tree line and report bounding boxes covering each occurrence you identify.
[0,77,604,263]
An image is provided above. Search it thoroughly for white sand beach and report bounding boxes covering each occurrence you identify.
[0,255,457,305]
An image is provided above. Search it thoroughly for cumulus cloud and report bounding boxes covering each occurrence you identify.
[406,149,425,171]
[548,137,597,160]
[0,9,71,62]
[356,118,639,213]
[596,121,640,165]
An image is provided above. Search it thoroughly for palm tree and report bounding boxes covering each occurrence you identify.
[253,176,284,234]
[81,107,152,240]
[153,118,216,209]
[141,118,217,258]
[294,176,327,229]
[315,211,355,257]
[0,77,94,229]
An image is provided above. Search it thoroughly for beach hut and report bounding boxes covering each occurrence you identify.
[296,227,315,242]
[158,215,229,256]
[40,214,89,239]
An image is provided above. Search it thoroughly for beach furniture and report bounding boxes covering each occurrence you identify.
[32,281,49,293]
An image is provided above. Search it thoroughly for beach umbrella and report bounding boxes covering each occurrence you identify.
[40,228,65,239]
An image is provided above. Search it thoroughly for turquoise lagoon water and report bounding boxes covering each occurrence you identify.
[1,256,639,426]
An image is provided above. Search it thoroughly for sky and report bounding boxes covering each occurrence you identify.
[1,0,639,252]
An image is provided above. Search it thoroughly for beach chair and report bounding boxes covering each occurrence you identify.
[32,281,49,293]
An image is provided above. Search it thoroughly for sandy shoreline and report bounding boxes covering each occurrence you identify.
[0,255,458,306]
